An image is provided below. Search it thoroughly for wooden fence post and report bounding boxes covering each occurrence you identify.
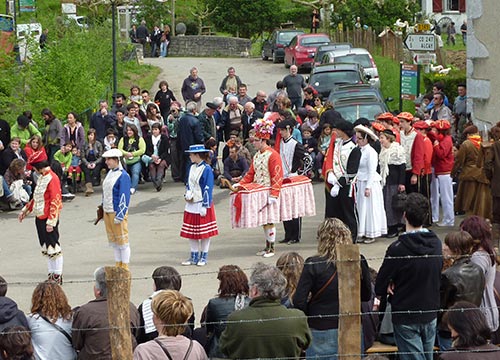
[337,244,361,360]
[105,266,133,360]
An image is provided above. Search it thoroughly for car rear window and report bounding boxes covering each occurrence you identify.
[334,54,372,68]
[330,92,381,104]
[310,71,361,89]
[278,32,302,44]
[336,103,385,123]
[300,36,330,46]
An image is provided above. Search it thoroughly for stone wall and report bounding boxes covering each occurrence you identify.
[169,36,251,57]
[468,0,496,127]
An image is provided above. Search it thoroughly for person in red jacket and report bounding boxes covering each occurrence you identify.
[18,159,63,284]
[428,119,455,226]
[398,112,426,193]
[414,121,434,225]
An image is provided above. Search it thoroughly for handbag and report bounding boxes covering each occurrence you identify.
[391,191,407,212]
[307,270,337,311]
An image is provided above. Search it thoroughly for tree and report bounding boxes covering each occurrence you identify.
[205,0,287,38]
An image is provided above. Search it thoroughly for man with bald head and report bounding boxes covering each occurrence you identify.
[282,65,306,110]
[222,96,244,140]
[252,90,268,114]
[241,102,263,142]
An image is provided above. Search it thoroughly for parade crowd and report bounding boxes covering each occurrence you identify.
[0,64,500,359]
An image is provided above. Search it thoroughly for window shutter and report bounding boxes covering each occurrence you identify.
[459,0,466,12]
[433,0,443,12]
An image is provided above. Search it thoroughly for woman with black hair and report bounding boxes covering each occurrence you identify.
[117,124,145,194]
[41,108,63,162]
[354,125,387,243]
[441,301,500,359]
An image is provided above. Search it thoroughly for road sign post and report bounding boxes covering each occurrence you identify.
[399,63,420,112]
[404,34,436,51]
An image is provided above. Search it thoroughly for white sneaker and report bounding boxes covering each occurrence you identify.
[262,249,275,258]
[181,259,194,266]
[130,188,136,195]
[363,238,376,244]
[197,259,206,266]
[256,249,267,256]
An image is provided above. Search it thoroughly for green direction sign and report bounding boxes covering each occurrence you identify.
[399,63,420,111]
[400,64,419,100]
[20,0,36,12]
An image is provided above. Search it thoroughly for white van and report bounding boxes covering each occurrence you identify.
[16,23,42,62]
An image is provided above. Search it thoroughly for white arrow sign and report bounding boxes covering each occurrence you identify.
[404,34,436,51]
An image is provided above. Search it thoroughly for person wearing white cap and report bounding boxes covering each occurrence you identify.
[101,148,132,270]
[354,125,387,243]
[180,144,219,266]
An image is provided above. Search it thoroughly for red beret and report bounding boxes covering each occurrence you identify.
[397,112,414,122]
[433,119,451,130]
[413,121,430,130]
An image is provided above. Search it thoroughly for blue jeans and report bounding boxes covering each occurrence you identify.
[160,41,168,57]
[306,328,338,360]
[393,319,436,360]
[1,177,12,198]
[127,161,142,190]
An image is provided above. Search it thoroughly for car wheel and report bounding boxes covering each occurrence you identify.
[272,51,278,63]
[262,50,268,61]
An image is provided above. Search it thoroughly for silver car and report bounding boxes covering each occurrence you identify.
[320,47,380,88]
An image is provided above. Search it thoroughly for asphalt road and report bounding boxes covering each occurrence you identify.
[0,56,458,323]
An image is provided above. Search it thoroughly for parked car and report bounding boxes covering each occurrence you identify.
[333,98,388,123]
[262,29,305,63]
[320,47,380,88]
[328,84,393,106]
[306,63,368,99]
[284,33,330,70]
[312,43,352,68]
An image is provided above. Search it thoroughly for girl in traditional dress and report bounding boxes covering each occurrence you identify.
[101,149,131,270]
[379,129,406,238]
[180,144,218,266]
[355,125,387,243]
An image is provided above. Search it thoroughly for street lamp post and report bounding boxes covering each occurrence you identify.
[111,0,118,96]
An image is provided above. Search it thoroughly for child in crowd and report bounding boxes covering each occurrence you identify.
[128,85,142,105]
[315,124,332,176]
[303,110,320,133]
[234,137,252,165]
[53,143,73,177]
[301,125,318,179]
[244,129,257,158]
[68,147,82,184]
[104,129,118,151]
[224,85,237,104]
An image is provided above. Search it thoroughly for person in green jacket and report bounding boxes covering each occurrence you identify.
[10,115,41,148]
[53,143,73,174]
[219,262,311,359]
[118,123,146,194]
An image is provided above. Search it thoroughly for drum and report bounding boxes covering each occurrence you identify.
[230,175,316,229]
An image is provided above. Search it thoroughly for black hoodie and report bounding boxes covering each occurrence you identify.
[375,229,443,325]
[0,296,28,332]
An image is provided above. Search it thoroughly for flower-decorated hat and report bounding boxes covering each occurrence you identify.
[253,117,275,139]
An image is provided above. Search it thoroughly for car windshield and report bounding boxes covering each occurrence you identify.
[330,92,381,104]
[336,103,385,123]
[334,54,372,68]
[300,36,330,46]
[278,32,302,44]
[310,71,361,90]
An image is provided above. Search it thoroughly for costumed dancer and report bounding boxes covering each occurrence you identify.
[180,144,218,266]
[18,159,63,284]
[354,125,387,243]
[323,119,361,243]
[236,118,283,257]
[101,149,132,270]
[277,119,306,245]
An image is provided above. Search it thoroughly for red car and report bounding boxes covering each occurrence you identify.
[284,33,331,70]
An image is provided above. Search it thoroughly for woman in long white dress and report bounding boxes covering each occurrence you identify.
[355,125,387,243]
